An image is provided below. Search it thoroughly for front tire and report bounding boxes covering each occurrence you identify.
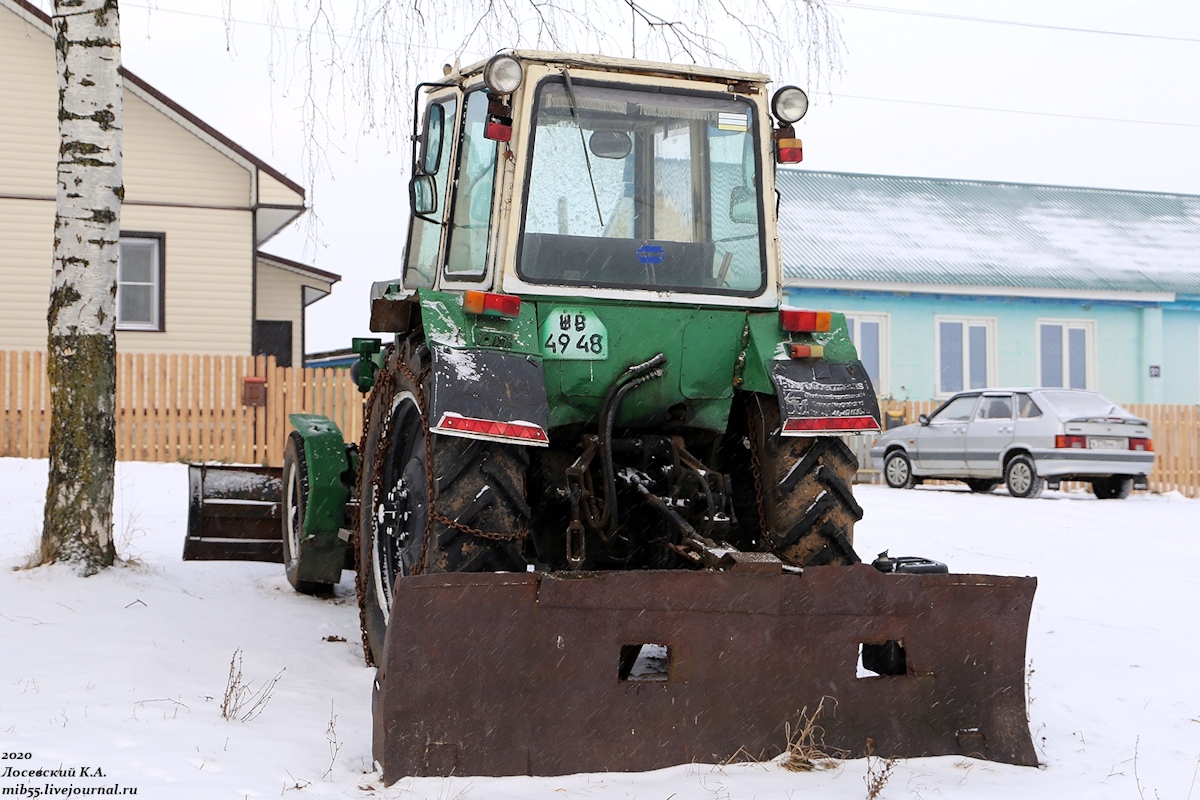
[356,339,530,664]
[1004,454,1044,499]
[282,432,334,595]
[740,396,862,566]
[1092,476,1134,499]
[884,450,916,490]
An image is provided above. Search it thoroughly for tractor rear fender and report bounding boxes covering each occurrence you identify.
[769,360,882,436]
[288,413,355,584]
[738,310,882,436]
[427,345,551,446]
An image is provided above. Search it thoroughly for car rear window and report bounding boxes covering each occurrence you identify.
[1038,390,1130,420]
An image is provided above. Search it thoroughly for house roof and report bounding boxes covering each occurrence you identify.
[777,170,1200,298]
[256,251,341,285]
[6,0,305,201]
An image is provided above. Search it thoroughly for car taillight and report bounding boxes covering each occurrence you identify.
[1129,437,1153,452]
[462,290,520,318]
[1056,435,1086,449]
[779,308,831,332]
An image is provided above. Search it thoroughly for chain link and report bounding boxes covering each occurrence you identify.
[745,400,781,557]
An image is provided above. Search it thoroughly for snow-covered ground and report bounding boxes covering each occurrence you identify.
[2,457,1198,799]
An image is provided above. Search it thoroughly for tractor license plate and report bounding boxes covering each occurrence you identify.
[1088,437,1127,450]
[539,308,608,361]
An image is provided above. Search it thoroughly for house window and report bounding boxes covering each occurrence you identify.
[117,235,163,330]
[844,312,889,395]
[1038,319,1095,390]
[936,316,995,396]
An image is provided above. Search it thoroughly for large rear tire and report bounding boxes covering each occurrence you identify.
[356,339,530,664]
[741,396,862,566]
[282,432,334,595]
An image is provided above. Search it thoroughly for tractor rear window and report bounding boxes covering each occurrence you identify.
[517,78,766,296]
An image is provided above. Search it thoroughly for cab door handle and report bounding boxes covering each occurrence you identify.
[999,426,1013,433]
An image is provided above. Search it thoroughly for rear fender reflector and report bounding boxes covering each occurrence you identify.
[434,412,549,446]
[782,416,880,434]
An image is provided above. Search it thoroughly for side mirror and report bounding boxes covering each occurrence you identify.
[918,413,930,426]
[589,130,632,159]
[410,174,438,216]
[729,185,757,224]
[419,103,446,175]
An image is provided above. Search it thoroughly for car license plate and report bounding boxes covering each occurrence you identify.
[539,307,608,361]
[1088,437,1127,450]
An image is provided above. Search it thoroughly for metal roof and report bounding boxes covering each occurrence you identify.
[777,170,1200,297]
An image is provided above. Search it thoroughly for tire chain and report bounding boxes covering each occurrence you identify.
[745,400,782,559]
[352,341,530,663]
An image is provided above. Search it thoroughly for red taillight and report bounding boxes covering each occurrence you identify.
[1129,437,1153,452]
[775,137,803,163]
[1056,435,1087,449]
[435,412,549,445]
[788,344,825,359]
[779,308,831,333]
[463,291,521,318]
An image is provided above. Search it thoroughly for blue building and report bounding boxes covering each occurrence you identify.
[778,170,1200,405]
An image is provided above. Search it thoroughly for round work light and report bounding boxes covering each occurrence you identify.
[484,54,524,94]
[771,86,809,124]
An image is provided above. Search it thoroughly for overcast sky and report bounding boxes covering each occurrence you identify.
[42,0,1200,352]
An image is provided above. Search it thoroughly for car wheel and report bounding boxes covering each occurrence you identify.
[965,479,1000,494]
[1092,476,1134,500]
[1004,454,1044,499]
[884,450,916,490]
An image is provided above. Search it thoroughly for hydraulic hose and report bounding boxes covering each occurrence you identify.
[589,354,666,536]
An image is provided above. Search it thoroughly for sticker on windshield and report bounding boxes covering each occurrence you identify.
[717,111,749,132]
[540,308,608,361]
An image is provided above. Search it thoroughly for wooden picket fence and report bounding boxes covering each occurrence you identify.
[848,399,1200,498]
[2,349,1197,496]
[0,350,363,468]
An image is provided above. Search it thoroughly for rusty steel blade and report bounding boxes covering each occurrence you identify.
[183,463,283,562]
[374,566,1038,780]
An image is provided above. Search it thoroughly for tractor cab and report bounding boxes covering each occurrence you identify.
[402,52,808,309]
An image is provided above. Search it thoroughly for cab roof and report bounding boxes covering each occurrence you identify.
[451,50,771,88]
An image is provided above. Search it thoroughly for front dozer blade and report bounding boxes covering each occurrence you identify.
[183,463,283,562]
[374,565,1037,780]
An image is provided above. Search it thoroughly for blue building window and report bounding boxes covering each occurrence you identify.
[937,317,994,396]
[1038,320,1094,390]
[845,312,888,395]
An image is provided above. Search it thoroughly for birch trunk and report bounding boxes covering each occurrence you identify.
[42,0,123,574]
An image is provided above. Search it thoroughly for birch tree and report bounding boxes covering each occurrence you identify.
[42,0,123,574]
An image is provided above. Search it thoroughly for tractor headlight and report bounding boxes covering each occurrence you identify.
[484,54,524,95]
[771,86,809,124]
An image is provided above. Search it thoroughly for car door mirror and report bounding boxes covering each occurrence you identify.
[918,413,930,426]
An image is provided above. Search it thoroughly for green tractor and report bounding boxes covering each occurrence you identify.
[186,51,1037,780]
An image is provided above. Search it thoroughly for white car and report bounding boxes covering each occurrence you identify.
[869,388,1155,499]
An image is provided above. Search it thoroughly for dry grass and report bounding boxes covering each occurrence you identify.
[220,649,284,722]
[781,698,848,773]
[863,738,898,799]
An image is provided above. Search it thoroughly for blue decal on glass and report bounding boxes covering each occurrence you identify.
[637,244,664,264]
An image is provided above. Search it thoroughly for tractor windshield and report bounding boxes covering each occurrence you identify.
[517,77,766,296]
